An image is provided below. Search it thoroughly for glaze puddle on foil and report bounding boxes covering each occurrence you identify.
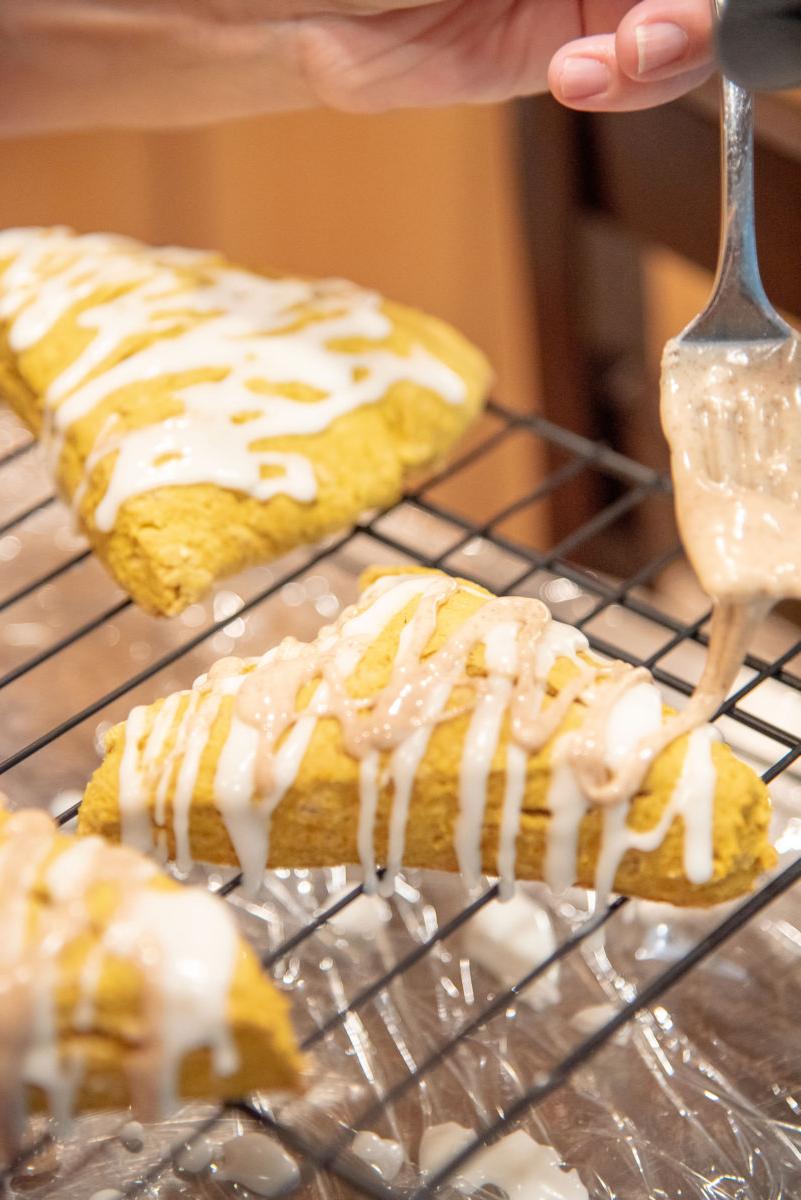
[174,1134,216,1175]
[118,1120,144,1152]
[325,888,392,939]
[351,1131,405,1181]
[216,1132,299,1197]
[467,891,559,1008]
[419,1123,588,1199]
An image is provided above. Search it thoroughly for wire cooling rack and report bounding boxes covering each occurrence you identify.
[1,398,801,1199]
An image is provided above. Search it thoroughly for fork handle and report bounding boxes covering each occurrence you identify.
[717,78,759,298]
[704,75,787,340]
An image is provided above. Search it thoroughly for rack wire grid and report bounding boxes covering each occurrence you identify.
[1,396,801,1200]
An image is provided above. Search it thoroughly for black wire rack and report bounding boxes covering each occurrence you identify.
[1,399,801,1199]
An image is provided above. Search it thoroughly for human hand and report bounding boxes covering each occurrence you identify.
[1,0,715,135]
[306,0,715,112]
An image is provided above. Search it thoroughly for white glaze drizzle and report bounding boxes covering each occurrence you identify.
[381,688,449,899]
[118,705,154,854]
[170,695,223,874]
[114,571,720,901]
[594,722,717,910]
[357,751,382,893]
[0,815,81,1147]
[675,726,718,884]
[419,1124,588,1199]
[0,228,468,528]
[74,940,105,1032]
[0,808,241,1161]
[380,597,454,895]
[213,713,261,891]
[104,888,239,1110]
[143,693,183,784]
[215,705,319,897]
[497,743,529,901]
[544,683,719,905]
[543,739,589,895]
[456,622,518,890]
[154,691,201,850]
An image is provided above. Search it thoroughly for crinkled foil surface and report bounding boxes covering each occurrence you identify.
[2,412,801,1200]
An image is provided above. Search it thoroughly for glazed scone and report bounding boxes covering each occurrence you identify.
[0,228,490,615]
[80,567,775,907]
[0,804,301,1165]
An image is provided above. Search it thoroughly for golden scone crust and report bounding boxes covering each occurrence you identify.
[0,809,301,1133]
[80,567,776,907]
[0,230,490,615]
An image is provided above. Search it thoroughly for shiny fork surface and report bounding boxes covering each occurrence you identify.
[680,75,791,345]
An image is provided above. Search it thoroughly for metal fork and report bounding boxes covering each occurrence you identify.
[659,19,801,713]
[680,73,790,346]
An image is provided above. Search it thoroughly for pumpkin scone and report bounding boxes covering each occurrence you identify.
[80,567,775,907]
[0,803,301,1165]
[0,227,490,615]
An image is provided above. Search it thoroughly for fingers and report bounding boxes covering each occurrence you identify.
[616,0,713,82]
[549,0,714,111]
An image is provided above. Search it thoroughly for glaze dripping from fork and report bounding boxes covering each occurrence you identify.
[656,54,801,741]
[661,336,801,727]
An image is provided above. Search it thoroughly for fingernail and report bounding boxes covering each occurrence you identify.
[634,22,689,75]
[559,57,611,101]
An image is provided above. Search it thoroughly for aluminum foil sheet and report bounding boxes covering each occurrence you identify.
[2,409,801,1200]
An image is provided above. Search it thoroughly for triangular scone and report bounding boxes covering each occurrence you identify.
[0,804,301,1164]
[80,567,775,907]
[0,228,489,615]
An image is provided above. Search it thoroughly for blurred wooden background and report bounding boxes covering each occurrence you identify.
[0,106,546,412]
[0,105,548,535]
